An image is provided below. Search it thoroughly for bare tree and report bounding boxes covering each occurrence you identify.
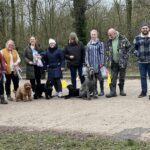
[11,0,16,42]
[126,0,132,41]
[73,0,87,44]
[31,0,37,35]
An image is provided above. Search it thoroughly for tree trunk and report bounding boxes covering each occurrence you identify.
[126,0,132,41]
[11,0,16,42]
[73,0,87,44]
[31,0,37,35]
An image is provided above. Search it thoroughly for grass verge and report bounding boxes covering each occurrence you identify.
[0,129,150,150]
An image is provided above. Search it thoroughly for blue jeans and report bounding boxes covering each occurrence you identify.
[139,63,150,94]
[70,65,85,89]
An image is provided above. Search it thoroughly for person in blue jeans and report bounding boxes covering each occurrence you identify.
[133,23,150,99]
[64,32,85,89]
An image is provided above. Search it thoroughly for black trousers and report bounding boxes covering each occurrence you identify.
[5,72,19,96]
[30,66,41,92]
[49,78,62,93]
[0,76,4,95]
[110,62,126,88]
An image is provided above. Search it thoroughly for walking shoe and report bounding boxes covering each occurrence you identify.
[54,92,58,97]
[58,92,62,98]
[0,95,8,104]
[138,93,146,98]
[120,91,126,96]
[7,96,13,101]
[106,92,117,98]
[99,91,104,96]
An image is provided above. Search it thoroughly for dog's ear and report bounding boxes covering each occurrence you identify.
[24,83,27,88]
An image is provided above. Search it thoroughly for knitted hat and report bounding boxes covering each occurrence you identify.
[49,38,56,44]
[140,22,149,28]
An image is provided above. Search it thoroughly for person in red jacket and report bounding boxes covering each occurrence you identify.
[0,52,8,104]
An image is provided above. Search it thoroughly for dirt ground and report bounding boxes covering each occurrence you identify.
[1,79,150,140]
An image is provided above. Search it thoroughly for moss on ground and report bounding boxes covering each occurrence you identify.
[0,130,150,150]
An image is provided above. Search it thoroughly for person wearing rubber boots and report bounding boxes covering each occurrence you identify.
[106,28,131,98]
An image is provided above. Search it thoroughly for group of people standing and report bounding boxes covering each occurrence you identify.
[0,23,150,104]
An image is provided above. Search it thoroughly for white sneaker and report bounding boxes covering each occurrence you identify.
[54,92,58,96]
[58,92,62,98]
[7,96,13,101]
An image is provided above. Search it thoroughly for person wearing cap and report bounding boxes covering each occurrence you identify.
[24,36,42,99]
[64,32,85,89]
[43,38,65,98]
[133,23,150,99]
[1,39,21,101]
[105,28,131,98]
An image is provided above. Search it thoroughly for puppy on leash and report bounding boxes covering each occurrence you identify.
[34,80,53,99]
[63,84,79,99]
[79,66,97,100]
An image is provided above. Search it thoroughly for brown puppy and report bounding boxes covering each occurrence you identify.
[16,82,32,102]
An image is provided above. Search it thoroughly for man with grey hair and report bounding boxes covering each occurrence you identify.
[106,28,131,98]
[133,23,150,99]
[85,29,105,96]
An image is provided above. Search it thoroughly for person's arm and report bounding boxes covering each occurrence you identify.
[133,37,139,57]
[64,45,70,60]
[80,42,85,64]
[85,45,90,66]
[14,51,21,66]
[98,42,105,67]
[24,47,34,65]
[0,52,6,72]
[124,37,131,53]
[105,41,111,68]
[59,49,65,68]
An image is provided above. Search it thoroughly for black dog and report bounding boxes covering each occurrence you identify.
[64,84,79,99]
[34,80,53,99]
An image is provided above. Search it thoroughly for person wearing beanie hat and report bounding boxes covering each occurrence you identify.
[140,22,149,28]
[49,38,56,45]
[133,22,150,99]
[42,38,65,98]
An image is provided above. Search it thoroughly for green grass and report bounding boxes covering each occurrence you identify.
[0,130,150,150]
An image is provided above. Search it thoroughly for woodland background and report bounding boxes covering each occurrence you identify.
[0,0,149,70]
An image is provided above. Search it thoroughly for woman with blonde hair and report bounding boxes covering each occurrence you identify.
[64,32,85,89]
[1,39,21,101]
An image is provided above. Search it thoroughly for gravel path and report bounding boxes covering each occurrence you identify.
[0,79,150,140]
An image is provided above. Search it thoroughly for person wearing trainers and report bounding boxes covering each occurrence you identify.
[133,23,150,99]
[1,40,21,101]
[85,29,105,96]
[0,52,8,104]
[43,38,65,98]
[106,28,131,98]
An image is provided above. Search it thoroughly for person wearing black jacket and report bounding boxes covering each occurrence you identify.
[64,32,85,89]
